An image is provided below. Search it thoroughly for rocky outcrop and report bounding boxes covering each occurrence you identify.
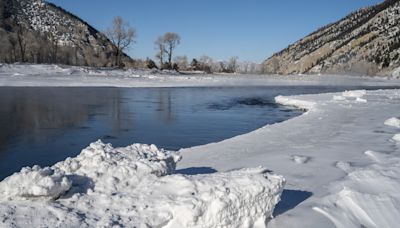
[263,0,400,76]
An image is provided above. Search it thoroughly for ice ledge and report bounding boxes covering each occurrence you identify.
[275,95,316,111]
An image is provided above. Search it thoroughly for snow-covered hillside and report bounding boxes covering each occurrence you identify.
[1,0,123,66]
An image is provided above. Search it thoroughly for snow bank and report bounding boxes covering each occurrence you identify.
[384,117,400,128]
[0,140,284,227]
[0,64,180,78]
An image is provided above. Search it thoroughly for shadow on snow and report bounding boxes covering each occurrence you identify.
[273,189,312,217]
[176,167,218,175]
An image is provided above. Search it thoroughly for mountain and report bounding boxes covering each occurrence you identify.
[0,0,131,66]
[262,0,400,76]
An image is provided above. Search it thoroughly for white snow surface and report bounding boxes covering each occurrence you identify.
[178,89,400,228]
[0,141,285,228]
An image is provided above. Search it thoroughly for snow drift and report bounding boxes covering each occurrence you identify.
[0,140,284,228]
[313,151,400,228]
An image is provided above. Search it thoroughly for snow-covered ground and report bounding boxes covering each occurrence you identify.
[1,64,400,227]
[1,63,400,87]
[179,89,400,228]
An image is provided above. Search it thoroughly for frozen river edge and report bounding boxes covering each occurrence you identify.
[1,64,400,227]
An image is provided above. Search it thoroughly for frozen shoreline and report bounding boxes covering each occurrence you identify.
[1,64,400,88]
[179,89,400,228]
[1,64,400,227]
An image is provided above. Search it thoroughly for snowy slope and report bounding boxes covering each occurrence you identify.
[2,0,127,65]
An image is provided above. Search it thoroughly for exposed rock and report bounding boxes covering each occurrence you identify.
[263,0,400,76]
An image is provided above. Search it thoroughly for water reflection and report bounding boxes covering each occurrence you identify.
[0,88,132,148]
[157,89,175,123]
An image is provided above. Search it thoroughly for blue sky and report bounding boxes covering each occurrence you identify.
[48,0,382,62]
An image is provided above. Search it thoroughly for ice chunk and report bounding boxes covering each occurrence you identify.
[333,95,346,101]
[355,97,367,103]
[162,168,285,228]
[275,95,315,110]
[342,90,366,98]
[384,117,400,128]
[291,155,311,164]
[392,134,400,142]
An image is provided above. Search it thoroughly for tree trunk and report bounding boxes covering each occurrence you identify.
[168,46,173,66]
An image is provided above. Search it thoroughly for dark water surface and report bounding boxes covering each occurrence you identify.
[0,86,398,180]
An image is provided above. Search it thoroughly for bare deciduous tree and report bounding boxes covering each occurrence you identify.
[8,34,17,62]
[16,25,27,62]
[106,16,136,67]
[154,32,181,69]
[174,55,188,71]
[154,36,165,66]
[227,56,239,73]
[163,32,180,67]
[47,32,59,63]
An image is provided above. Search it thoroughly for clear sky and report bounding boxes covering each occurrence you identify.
[48,0,382,62]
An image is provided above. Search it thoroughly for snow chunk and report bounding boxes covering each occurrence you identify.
[335,161,353,172]
[291,155,311,164]
[384,117,400,128]
[0,166,71,200]
[342,90,366,98]
[163,168,285,227]
[364,150,386,163]
[333,95,346,101]
[355,97,367,103]
[392,134,400,142]
[0,141,285,227]
[55,140,181,177]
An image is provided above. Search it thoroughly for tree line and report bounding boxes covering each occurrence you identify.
[106,17,261,73]
[0,16,261,74]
